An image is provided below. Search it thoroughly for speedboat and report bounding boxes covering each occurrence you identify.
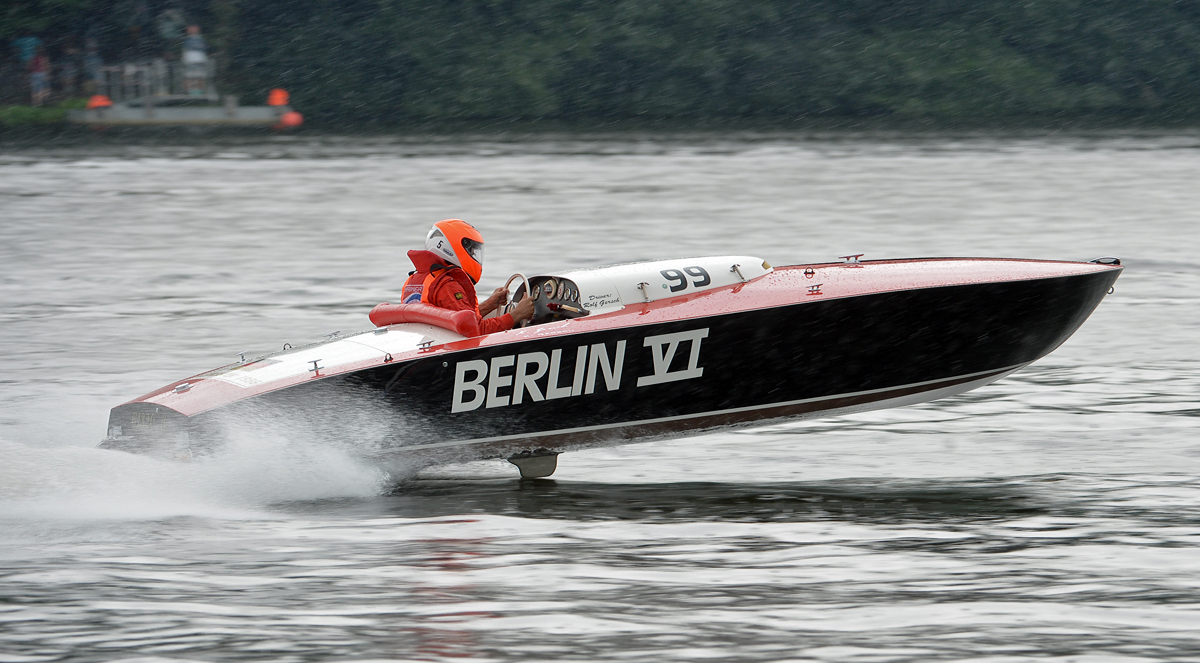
[100,255,1123,477]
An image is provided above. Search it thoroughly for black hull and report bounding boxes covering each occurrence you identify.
[106,269,1118,464]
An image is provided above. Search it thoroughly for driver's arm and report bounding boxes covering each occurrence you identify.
[478,295,532,334]
[479,287,507,316]
[431,280,520,334]
[508,295,534,324]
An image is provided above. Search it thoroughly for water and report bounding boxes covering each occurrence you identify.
[2,131,1199,662]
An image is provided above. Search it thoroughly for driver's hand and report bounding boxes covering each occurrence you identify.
[509,295,535,323]
[489,287,508,306]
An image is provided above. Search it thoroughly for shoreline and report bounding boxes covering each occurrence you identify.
[5,113,1200,146]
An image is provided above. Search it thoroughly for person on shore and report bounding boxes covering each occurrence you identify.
[83,39,102,95]
[11,32,41,101]
[402,219,534,333]
[11,32,41,66]
[58,45,81,96]
[182,25,208,95]
[29,47,51,106]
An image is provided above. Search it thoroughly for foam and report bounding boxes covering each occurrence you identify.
[0,432,391,523]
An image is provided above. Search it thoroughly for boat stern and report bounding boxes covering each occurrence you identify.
[100,402,194,461]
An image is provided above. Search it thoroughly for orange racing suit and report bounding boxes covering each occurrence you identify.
[401,249,515,335]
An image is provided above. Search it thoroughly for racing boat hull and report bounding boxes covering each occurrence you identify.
[101,257,1122,475]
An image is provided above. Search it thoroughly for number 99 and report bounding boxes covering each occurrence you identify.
[660,266,711,292]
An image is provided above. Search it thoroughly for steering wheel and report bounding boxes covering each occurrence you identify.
[502,273,532,324]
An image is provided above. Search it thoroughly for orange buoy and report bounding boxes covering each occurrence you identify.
[267,88,290,106]
[274,111,303,130]
[87,95,113,109]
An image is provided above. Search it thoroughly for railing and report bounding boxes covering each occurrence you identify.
[94,60,217,102]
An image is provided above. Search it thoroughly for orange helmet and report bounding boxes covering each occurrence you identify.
[425,219,485,283]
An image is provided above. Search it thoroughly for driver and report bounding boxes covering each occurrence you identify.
[402,219,534,333]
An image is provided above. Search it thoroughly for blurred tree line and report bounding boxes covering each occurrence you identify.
[7,0,1200,123]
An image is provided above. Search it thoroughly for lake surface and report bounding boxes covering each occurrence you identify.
[2,131,1199,662]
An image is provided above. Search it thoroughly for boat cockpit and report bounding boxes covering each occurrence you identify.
[500,255,773,327]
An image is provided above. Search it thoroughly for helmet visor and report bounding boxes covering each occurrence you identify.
[460,237,484,265]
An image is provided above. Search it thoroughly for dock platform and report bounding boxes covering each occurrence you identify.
[68,97,297,127]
